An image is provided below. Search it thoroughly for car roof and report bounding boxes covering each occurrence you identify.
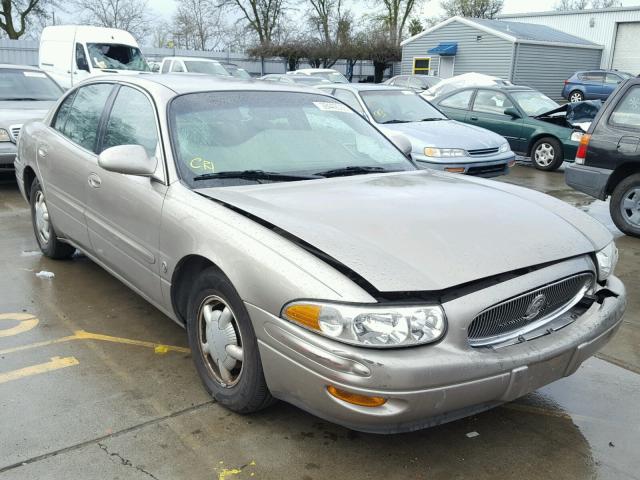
[87,73,335,96]
[324,83,407,92]
[163,57,221,63]
[293,68,339,73]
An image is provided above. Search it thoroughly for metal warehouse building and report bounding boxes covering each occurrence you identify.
[500,6,640,75]
[401,16,603,99]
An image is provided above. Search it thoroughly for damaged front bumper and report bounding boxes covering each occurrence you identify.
[250,257,626,434]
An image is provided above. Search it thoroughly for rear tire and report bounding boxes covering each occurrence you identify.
[532,137,564,171]
[29,179,75,260]
[569,90,584,103]
[186,267,275,413]
[610,173,640,238]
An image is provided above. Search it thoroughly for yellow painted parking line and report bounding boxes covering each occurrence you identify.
[0,330,190,356]
[0,356,79,385]
[0,313,39,337]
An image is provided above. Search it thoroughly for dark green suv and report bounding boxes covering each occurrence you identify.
[433,86,599,171]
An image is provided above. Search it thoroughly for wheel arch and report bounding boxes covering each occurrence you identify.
[22,166,37,201]
[606,163,640,196]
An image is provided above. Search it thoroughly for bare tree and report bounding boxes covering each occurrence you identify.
[440,0,504,19]
[371,0,424,46]
[220,0,289,47]
[173,0,224,50]
[555,0,620,9]
[69,0,152,41]
[151,21,170,48]
[0,0,54,38]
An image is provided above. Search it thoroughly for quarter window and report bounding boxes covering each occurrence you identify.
[52,92,76,134]
[102,86,159,157]
[439,90,473,110]
[59,83,113,151]
[472,90,514,115]
[610,85,640,129]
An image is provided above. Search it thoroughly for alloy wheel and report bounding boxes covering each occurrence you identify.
[197,295,244,387]
[534,143,555,167]
[34,191,51,246]
[570,92,583,103]
[620,186,640,227]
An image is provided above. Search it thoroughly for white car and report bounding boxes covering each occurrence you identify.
[160,57,230,77]
[288,68,349,83]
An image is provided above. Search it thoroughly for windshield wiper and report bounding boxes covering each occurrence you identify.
[380,119,411,124]
[314,165,392,177]
[0,97,41,101]
[420,117,445,121]
[193,170,318,182]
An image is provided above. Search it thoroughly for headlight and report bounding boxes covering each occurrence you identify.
[0,129,10,142]
[282,301,446,347]
[596,242,618,281]
[571,131,584,142]
[424,147,466,158]
[499,142,510,153]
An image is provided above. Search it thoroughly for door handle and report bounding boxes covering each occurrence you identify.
[88,173,102,188]
[37,144,48,158]
[469,116,479,121]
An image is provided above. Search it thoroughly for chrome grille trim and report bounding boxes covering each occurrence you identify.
[468,273,594,347]
[9,124,22,143]
[468,147,499,157]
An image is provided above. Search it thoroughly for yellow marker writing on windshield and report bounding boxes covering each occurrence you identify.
[190,157,215,172]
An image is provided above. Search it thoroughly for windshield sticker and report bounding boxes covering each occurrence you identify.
[313,102,352,113]
[189,157,215,172]
[23,72,47,78]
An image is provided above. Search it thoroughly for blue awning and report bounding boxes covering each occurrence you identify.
[428,42,458,56]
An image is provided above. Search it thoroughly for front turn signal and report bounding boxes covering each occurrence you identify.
[327,385,387,407]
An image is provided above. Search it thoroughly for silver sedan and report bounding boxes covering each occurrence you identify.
[15,74,626,433]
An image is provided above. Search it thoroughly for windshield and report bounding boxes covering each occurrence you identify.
[185,61,229,76]
[169,91,415,187]
[0,68,62,101]
[223,65,251,79]
[310,71,349,83]
[87,43,149,71]
[511,91,559,116]
[360,90,447,123]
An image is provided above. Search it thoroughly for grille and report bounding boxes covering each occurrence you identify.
[468,147,499,157]
[467,164,507,176]
[468,273,594,346]
[10,125,21,142]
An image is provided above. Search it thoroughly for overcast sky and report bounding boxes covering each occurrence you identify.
[141,0,640,20]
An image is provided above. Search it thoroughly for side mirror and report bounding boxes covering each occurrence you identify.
[387,132,413,157]
[98,145,157,176]
[504,107,521,119]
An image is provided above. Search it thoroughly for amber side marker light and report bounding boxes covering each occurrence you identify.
[444,167,465,173]
[283,304,321,330]
[327,385,387,407]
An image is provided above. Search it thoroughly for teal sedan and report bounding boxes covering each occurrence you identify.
[433,86,596,171]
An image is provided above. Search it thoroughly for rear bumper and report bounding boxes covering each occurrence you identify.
[414,153,516,178]
[565,163,611,200]
[250,266,626,433]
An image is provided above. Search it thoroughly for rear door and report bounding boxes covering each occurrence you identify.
[604,73,624,98]
[38,83,114,248]
[468,89,524,151]
[583,72,606,99]
[84,84,167,305]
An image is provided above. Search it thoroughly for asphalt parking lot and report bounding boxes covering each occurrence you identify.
[0,164,639,480]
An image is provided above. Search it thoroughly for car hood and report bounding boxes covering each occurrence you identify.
[379,120,505,151]
[196,171,611,293]
[0,101,55,125]
[535,100,602,123]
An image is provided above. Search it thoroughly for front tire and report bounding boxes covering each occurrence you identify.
[29,179,75,259]
[186,267,274,413]
[532,137,564,171]
[610,173,640,237]
[569,90,584,103]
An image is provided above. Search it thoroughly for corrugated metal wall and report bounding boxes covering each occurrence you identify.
[512,43,602,99]
[401,21,514,78]
[500,8,640,69]
[0,40,394,81]
[0,39,39,66]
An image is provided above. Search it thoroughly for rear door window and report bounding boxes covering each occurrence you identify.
[605,73,623,85]
[171,61,185,73]
[102,86,160,157]
[584,72,604,82]
[610,85,640,129]
[161,60,171,73]
[57,83,113,151]
[439,90,473,110]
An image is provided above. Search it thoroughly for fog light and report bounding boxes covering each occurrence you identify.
[327,385,387,407]
[445,167,465,173]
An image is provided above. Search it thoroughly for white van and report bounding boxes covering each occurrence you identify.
[39,25,149,89]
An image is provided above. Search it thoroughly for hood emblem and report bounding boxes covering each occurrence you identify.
[524,294,547,321]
